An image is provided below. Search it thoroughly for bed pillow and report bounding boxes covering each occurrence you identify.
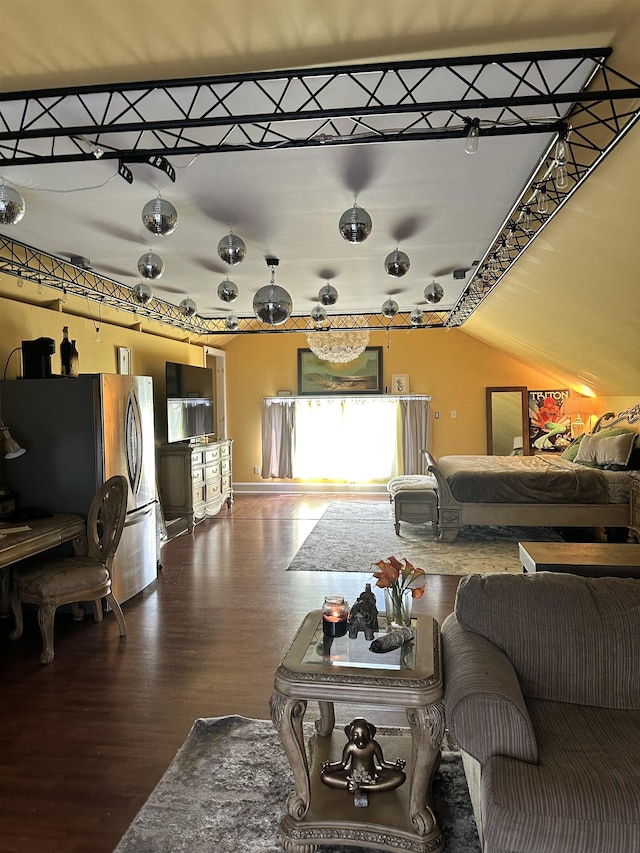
[574,432,636,468]
[560,434,584,462]
[561,426,634,462]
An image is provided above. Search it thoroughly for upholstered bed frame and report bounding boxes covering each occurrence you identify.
[425,404,640,542]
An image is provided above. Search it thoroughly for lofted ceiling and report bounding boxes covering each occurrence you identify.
[0,0,639,396]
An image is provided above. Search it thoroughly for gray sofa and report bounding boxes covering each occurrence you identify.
[442,572,640,853]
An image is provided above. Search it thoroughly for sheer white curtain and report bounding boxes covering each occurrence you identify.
[292,397,400,482]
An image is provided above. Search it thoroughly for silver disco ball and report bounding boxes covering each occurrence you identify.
[318,283,339,306]
[179,297,197,318]
[424,280,444,304]
[384,249,410,277]
[132,282,153,305]
[141,197,178,236]
[381,298,399,318]
[0,184,26,225]
[225,315,240,331]
[338,204,372,243]
[410,307,425,326]
[310,304,327,325]
[217,278,239,303]
[253,284,293,326]
[217,233,247,266]
[137,251,164,280]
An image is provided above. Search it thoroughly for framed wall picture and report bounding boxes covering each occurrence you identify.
[118,346,131,375]
[391,374,410,394]
[297,346,383,395]
[528,389,570,451]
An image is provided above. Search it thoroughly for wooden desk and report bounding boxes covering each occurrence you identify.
[0,514,86,615]
[519,541,640,578]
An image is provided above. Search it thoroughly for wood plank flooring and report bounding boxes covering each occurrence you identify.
[0,494,461,853]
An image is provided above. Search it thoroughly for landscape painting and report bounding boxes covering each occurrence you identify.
[297,347,383,395]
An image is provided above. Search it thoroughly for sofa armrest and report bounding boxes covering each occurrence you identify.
[442,613,538,766]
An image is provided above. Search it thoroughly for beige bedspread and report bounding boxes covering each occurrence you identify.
[437,454,611,504]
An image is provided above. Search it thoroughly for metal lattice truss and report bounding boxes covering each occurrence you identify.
[1,47,639,332]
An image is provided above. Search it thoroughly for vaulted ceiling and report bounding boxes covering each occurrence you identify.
[0,0,639,396]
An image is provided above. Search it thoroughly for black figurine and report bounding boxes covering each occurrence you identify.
[347,583,379,640]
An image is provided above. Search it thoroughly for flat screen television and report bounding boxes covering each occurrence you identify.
[166,362,215,443]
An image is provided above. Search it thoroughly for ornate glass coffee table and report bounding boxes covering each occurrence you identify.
[270,610,444,853]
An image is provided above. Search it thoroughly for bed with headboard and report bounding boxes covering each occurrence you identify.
[424,404,640,542]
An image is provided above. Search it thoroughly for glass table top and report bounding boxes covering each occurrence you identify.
[301,615,417,672]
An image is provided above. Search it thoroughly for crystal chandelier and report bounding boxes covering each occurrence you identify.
[305,329,370,363]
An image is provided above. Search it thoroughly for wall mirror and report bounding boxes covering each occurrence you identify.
[486,386,530,455]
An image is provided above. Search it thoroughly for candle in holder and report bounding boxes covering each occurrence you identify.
[322,595,349,637]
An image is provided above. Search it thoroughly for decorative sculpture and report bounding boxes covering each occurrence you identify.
[347,583,379,640]
[321,718,406,807]
[370,626,414,653]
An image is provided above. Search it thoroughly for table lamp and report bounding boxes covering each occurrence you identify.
[563,397,597,437]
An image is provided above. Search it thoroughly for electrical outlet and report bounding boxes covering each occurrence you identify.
[254,466,260,474]
[451,409,457,419]
[434,411,440,419]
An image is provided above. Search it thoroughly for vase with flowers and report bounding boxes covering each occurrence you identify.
[371,556,426,629]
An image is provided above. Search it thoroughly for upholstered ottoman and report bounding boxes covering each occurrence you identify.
[387,474,438,535]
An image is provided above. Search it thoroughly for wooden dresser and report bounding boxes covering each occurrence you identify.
[158,439,233,533]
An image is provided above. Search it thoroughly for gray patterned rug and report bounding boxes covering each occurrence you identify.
[114,715,480,853]
[286,499,563,575]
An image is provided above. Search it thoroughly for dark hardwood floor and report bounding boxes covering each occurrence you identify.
[0,494,461,853]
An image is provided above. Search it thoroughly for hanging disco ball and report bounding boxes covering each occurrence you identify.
[137,251,164,280]
[179,297,197,318]
[217,232,247,266]
[318,283,339,306]
[0,184,26,225]
[410,307,425,326]
[225,315,240,331]
[132,282,153,305]
[424,280,444,304]
[381,298,399,318]
[338,203,372,243]
[253,284,293,325]
[217,278,239,303]
[141,196,178,236]
[384,249,410,278]
[310,304,328,325]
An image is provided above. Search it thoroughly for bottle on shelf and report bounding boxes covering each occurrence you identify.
[60,326,72,376]
[69,339,79,377]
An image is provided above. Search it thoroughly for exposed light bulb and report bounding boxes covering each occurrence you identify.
[94,324,101,343]
[16,275,24,287]
[537,184,549,214]
[37,280,44,295]
[521,206,533,234]
[498,242,509,262]
[555,164,569,190]
[554,137,568,165]
[61,287,69,304]
[464,119,480,155]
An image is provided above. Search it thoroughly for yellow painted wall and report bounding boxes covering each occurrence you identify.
[224,328,567,484]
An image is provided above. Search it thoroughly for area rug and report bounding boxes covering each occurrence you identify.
[286,500,563,575]
[114,715,480,853]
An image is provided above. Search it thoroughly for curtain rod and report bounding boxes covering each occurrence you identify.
[262,394,432,402]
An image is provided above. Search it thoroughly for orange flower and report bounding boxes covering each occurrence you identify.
[372,556,426,599]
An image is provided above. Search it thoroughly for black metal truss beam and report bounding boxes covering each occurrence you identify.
[2,47,638,166]
[0,235,447,334]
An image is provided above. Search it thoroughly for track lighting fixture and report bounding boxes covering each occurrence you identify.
[384,249,410,278]
[137,251,164,280]
[217,278,239,303]
[464,118,480,155]
[338,202,372,243]
[0,182,26,225]
[142,195,178,236]
[253,258,293,326]
[217,232,247,266]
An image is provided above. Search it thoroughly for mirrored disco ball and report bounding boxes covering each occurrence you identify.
[338,204,372,243]
[310,304,327,324]
[318,283,338,306]
[253,285,293,326]
[179,297,197,318]
[217,233,247,266]
[137,252,164,280]
[410,308,425,326]
[225,315,240,331]
[424,281,444,304]
[384,249,410,277]
[132,282,153,305]
[382,298,399,318]
[0,184,26,225]
[141,197,178,236]
[217,278,239,303]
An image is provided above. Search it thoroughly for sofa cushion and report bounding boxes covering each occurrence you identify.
[483,699,640,853]
[454,573,640,709]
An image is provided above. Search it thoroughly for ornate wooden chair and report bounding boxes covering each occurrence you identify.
[10,475,128,664]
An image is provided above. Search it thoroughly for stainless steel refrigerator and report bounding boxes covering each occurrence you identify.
[0,374,157,603]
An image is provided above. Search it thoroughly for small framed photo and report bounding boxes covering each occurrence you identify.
[391,374,410,394]
[118,347,131,375]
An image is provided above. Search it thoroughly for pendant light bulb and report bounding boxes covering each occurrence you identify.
[555,164,569,190]
[464,119,480,155]
[536,184,549,215]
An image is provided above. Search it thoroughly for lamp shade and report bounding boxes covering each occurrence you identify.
[563,396,597,415]
[1,424,26,459]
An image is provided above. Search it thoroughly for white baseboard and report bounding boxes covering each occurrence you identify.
[233,481,388,494]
